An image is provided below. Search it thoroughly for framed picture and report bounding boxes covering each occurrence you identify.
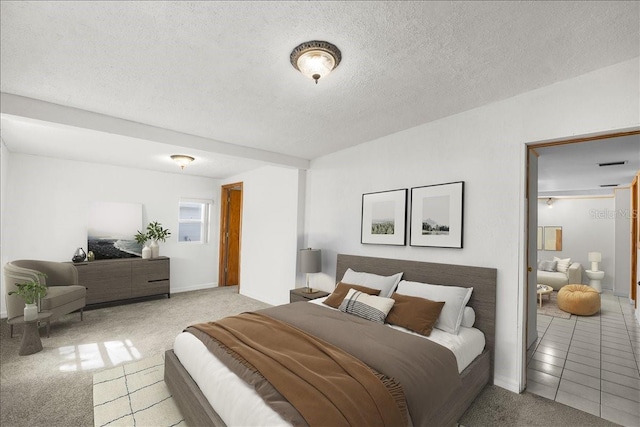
[410,181,464,248]
[537,226,543,250]
[543,226,562,251]
[88,202,143,260]
[361,189,407,245]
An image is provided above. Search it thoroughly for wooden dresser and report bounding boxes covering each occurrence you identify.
[73,257,170,305]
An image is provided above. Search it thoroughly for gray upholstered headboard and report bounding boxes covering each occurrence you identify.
[336,254,497,378]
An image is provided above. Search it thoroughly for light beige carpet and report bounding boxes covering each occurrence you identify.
[93,354,185,427]
[1,286,269,427]
[3,286,616,427]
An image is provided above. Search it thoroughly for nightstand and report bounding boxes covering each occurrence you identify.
[290,288,330,303]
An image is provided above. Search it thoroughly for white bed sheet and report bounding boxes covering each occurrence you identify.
[174,332,289,426]
[173,299,486,426]
[309,296,485,373]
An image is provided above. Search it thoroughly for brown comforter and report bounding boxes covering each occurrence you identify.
[187,302,461,426]
[190,312,405,426]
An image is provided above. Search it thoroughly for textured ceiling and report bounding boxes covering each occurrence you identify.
[0,1,639,179]
[537,134,640,197]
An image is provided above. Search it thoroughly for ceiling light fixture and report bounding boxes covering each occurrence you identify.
[546,198,554,208]
[290,40,341,84]
[170,155,195,170]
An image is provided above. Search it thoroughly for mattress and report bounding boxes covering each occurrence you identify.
[173,299,485,427]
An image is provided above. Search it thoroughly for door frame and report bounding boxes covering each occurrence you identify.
[631,173,638,308]
[521,128,640,391]
[218,182,243,287]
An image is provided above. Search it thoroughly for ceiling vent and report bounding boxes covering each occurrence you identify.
[598,160,627,167]
[599,184,619,187]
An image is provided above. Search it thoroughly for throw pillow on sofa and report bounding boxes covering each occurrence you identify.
[538,260,557,272]
[554,257,571,273]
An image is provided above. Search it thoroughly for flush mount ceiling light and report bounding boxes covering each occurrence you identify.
[170,155,194,170]
[290,40,341,84]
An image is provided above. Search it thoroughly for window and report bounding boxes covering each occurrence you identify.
[178,199,211,243]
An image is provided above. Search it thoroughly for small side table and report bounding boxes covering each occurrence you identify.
[7,312,52,356]
[585,270,604,293]
[536,284,553,308]
[290,288,330,303]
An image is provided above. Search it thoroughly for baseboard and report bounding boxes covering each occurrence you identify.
[171,282,217,294]
[493,376,520,393]
[239,289,279,306]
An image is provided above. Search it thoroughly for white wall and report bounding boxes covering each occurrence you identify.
[224,165,303,306]
[614,189,631,297]
[1,153,220,317]
[0,139,10,317]
[304,58,639,392]
[537,197,615,289]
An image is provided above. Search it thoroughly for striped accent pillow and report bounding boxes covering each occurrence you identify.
[554,257,571,273]
[338,288,395,323]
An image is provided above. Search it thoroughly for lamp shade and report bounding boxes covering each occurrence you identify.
[588,252,601,262]
[300,248,322,274]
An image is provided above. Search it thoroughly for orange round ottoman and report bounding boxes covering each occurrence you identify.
[557,284,600,316]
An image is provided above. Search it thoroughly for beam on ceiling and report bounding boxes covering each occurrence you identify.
[0,92,309,170]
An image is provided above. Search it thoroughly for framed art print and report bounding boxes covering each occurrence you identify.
[410,181,464,248]
[361,189,407,245]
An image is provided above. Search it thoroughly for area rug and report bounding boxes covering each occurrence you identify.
[93,354,187,427]
[537,291,571,319]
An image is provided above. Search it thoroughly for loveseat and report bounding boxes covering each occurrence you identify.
[537,260,583,291]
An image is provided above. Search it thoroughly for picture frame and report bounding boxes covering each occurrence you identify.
[543,226,562,251]
[361,189,407,245]
[537,226,543,250]
[410,181,464,248]
[88,202,143,259]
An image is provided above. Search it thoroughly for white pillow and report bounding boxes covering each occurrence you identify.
[396,280,473,334]
[338,288,395,323]
[461,306,476,328]
[553,257,571,274]
[538,260,557,272]
[341,268,403,298]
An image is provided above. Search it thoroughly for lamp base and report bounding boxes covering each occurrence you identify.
[301,287,315,294]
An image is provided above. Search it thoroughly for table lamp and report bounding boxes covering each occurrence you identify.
[587,252,601,271]
[300,248,321,293]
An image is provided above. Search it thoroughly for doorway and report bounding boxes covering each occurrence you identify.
[524,130,640,420]
[526,129,640,348]
[219,182,243,287]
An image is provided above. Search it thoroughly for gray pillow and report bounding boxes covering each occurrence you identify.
[538,260,557,272]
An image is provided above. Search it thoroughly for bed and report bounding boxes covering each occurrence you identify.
[164,254,497,426]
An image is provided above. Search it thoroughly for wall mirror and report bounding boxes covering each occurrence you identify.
[543,226,562,251]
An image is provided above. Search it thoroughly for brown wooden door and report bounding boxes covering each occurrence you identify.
[219,183,242,287]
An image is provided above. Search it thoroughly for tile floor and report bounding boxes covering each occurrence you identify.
[527,291,640,426]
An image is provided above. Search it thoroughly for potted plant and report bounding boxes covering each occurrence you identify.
[8,275,47,321]
[146,221,171,258]
[135,230,151,259]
